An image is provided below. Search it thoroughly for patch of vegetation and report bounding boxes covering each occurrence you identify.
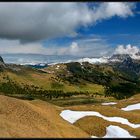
[8,94,35,100]
[104,82,140,99]
[0,75,100,102]
[49,96,106,107]
[56,62,140,100]
[51,82,64,89]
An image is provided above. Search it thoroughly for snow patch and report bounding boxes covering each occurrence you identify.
[76,57,108,64]
[121,103,140,111]
[91,125,135,138]
[102,102,117,105]
[60,110,140,128]
[91,136,98,138]
[103,125,136,138]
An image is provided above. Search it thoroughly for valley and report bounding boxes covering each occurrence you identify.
[0,54,140,138]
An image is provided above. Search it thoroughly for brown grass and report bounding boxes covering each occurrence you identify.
[115,93,140,108]
[64,93,140,137]
[74,116,140,137]
[0,94,89,138]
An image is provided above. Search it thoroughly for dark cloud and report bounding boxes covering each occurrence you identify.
[0,2,136,42]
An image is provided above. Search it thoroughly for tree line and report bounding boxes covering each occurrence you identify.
[0,76,91,100]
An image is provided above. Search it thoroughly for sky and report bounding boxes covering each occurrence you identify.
[0,2,140,57]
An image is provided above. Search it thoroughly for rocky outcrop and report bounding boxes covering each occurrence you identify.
[0,56,6,70]
[0,56,4,63]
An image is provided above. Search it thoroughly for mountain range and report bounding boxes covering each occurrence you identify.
[0,53,140,138]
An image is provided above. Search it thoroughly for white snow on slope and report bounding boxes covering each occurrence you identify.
[91,125,136,138]
[103,125,136,138]
[121,103,140,111]
[77,57,108,64]
[48,57,109,66]
[91,136,98,138]
[60,110,140,128]
[102,102,117,105]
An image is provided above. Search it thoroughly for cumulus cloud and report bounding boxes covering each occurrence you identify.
[0,37,113,57]
[53,38,113,57]
[114,44,140,59]
[52,39,113,57]
[0,40,79,56]
[69,42,79,54]
[0,2,137,56]
[0,39,49,55]
[114,44,139,55]
[50,42,79,56]
[77,42,113,57]
[93,2,135,22]
[0,2,136,42]
[0,2,92,42]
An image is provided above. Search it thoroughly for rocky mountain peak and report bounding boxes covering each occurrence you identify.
[0,56,6,70]
[109,54,131,62]
[0,56,4,64]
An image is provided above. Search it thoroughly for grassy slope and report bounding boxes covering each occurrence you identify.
[0,94,89,138]
[0,64,107,107]
[2,67,104,93]
[4,61,138,107]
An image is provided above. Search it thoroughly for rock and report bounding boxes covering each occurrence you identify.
[0,56,6,70]
[0,56,4,64]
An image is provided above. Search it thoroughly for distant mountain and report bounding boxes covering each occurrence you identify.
[114,56,140,77]
[104,53,140,78]
[27,63,48,69]
[2,52,140,78]
[74,53,140,65]
[1,53,80,65]
[108,54,131,62]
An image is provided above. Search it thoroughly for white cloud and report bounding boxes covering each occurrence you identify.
[0,39,79,55]
[114,44,139,55]
[96,2,134,19]
[55,39,113,57]
[0,37,113,57]
[114,44,140,59]
[69,42,79,55]
[0,2,137,56]
[48,42,79,56]
[0,39,47,54]
[75,37,114,57]
[0,2,136,42]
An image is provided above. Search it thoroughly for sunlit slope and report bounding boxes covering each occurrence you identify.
[0,94,89,138]
[1,61,140,107]
[0,64,104,93]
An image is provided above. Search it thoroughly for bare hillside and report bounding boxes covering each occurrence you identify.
[0,95,89,138]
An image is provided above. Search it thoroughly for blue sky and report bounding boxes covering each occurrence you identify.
[0,2,140,57]
[41,2,140,57]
